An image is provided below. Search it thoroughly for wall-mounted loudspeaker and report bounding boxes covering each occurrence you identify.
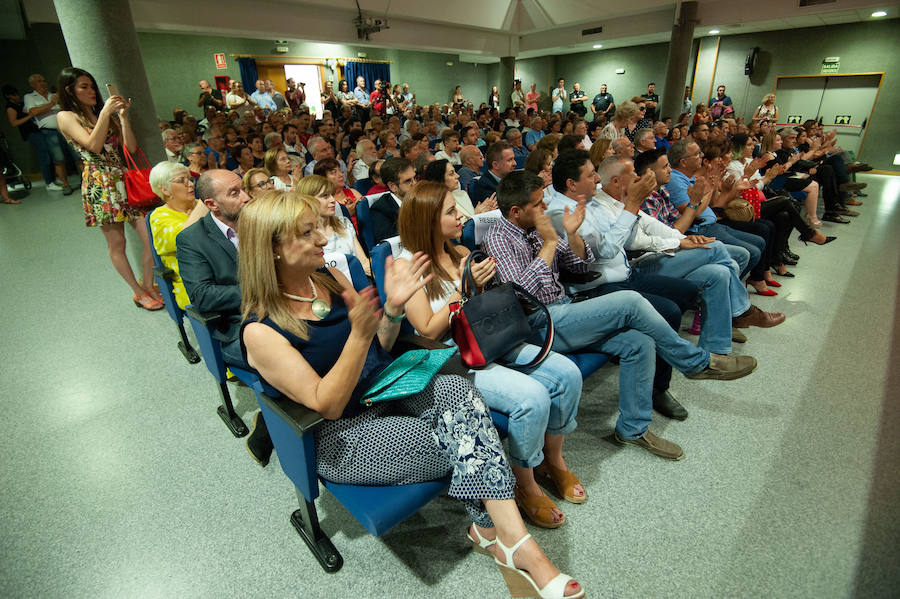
[745,47,760,76]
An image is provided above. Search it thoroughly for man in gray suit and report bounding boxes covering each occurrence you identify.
[176,169,251,367]
[177,169,273,465]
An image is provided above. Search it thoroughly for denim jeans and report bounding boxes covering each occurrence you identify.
[717,219,774,281]
[632,241,750,355]
[467,343,583,468]
[27,131,54,184]
[590,273,700,391]
[696,223,763,279]
[529,290,710,439]
[39,128,66,163]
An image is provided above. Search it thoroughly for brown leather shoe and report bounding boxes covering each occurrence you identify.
[733,305,785,328]
[614,430,684,461]
[686,353,758,380]
[731,327,747,343]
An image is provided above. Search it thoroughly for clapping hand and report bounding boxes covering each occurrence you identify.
[475,193,498,214]
[743,159,760,178]
[383,252,433,314]
[345,286,382,339]
[688,177,712,209]
[625,171,657,211]
[534,211,559,245]
[562,195,587,234]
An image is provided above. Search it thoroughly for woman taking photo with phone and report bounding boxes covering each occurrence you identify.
[56,67,163,310]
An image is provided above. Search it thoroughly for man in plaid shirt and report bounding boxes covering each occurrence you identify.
[483,171,758,461]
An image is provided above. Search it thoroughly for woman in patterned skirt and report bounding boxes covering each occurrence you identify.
[239,191,584,599]
[56,67,163,310]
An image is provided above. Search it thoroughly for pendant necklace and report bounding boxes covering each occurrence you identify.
[282,276,331,318]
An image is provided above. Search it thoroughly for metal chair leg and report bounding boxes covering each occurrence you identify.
[177,322,201,364]
[290,490,342,573]
[217,381,248,437]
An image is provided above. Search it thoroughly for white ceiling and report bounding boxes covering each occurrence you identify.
[21,0,900,60]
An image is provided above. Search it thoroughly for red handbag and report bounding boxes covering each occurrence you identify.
[122,146,162,209]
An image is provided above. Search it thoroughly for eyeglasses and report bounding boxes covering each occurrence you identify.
[253,179,275,190]
[170,176,193,185]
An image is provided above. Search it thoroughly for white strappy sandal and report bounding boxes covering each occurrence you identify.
[466,524,496,557]
[493,533,585,598]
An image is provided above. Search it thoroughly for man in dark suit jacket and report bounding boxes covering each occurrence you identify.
[177,169,274,466]
[176,169,250,368]
[369,157,416,244]
[470,141,517,207]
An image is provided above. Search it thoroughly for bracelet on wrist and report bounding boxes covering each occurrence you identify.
[384,307,406,322]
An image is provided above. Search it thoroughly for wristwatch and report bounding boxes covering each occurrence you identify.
[688,201,701,210]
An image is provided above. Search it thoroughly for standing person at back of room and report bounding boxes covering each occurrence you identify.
[641,82,659,122]
[56,67,164,311]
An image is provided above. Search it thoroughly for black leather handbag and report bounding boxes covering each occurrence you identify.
[449,251,554,369]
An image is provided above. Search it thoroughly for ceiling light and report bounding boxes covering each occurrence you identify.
[593,44,602,48]
[709,29,720,34]
[871,10,887,17]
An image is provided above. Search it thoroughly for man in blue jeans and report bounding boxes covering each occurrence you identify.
[546,150,702,421]
[635,148,786,333]
[484,170,758,461]
[23,74,75,194]
[665,139,765,279]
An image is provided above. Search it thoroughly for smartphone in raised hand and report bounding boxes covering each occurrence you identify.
[106,83,120,98]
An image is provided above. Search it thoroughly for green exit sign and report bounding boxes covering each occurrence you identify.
[821,62,839,74]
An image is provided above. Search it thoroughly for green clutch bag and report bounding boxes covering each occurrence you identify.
[360,347,458,405]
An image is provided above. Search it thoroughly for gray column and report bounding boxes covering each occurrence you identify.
[660,1,698,120]
[53,0,164,163]
[499,56,515,110]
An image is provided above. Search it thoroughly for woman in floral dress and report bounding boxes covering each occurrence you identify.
[56,67,163,310]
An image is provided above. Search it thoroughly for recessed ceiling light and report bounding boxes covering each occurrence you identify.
[871,10,887,17]
[709,29,720,34]
[593,44,603,48]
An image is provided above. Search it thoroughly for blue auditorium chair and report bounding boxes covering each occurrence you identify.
[355,192,384,253]
[229,254,450,572]
[184,306,248,438]
[145,213,200,364]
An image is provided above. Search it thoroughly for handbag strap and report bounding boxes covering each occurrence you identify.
[460,249,483,298]
[507,281,555,370]
[122,146,151,171]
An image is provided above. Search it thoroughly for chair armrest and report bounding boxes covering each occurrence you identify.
[152,265,176,281]
[559,270,600,285]
[185,305,223,326]
[258,391,326,435]
[392,334,451,354]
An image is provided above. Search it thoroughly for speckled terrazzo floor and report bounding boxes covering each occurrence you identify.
[1,174,897,598]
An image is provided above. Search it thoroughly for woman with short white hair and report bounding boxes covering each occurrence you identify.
[148,161,204,309]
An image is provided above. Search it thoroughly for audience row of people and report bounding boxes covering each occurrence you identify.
[17,63,872,598]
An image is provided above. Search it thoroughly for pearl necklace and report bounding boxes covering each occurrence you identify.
[282,276,331,318]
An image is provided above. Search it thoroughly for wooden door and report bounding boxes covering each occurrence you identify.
[256,62,288,94]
